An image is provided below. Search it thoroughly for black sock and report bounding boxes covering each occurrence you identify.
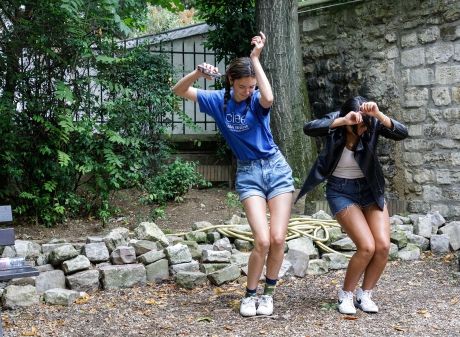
[245,287,257,298]
[263,277,277,296]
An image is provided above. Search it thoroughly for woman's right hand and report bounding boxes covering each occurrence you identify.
[342,111,363,125]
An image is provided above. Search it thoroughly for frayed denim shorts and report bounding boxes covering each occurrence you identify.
[326,175,377,217]
[235,151,294,201]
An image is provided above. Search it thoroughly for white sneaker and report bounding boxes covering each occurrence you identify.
[256,295,273,315]
[337,289,356,315]
[355,288,379,313]
[240,296,257,317]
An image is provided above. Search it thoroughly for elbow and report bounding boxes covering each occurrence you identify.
[171,85,180,96]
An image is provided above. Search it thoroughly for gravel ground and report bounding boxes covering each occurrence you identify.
[3,253,460,337]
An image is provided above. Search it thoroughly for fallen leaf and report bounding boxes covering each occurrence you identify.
[343,315,358,320]
[393,325,407,332]
[451,297,459,305]
[145,299,163,305]
[417,309,431,318]
[229,299,240,311]
[75,294,90,304]
[224,325,233,331]
[21,326,38,336]
[196,316,213,322]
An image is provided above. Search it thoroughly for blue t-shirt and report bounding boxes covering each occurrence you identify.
[197,89,278,160]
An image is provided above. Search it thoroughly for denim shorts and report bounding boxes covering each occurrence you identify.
[326,175,377,217]
[235,151,294,201]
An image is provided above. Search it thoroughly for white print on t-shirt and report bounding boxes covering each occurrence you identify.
[225,112,249,132]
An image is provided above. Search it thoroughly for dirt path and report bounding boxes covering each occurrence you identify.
[5,188,460,337]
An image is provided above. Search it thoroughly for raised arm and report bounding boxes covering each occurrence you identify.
[172,63,219,102]
[250,32,273,109]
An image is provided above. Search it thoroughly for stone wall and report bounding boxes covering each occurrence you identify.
[298,0,460,219]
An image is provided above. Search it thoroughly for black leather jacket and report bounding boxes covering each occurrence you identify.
[296,111,408,210]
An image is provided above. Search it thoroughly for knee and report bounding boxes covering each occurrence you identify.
[253,238,270,255]
[270,235,286,250]
[375,242,390,258]
[356,243,375,259]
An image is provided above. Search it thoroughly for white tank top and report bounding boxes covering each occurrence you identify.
[332,147,365,179]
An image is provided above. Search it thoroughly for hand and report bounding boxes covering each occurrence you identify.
[343,111,363,125]
[250,32,266,59]
[359,101,380,117]
[196,63,220,80]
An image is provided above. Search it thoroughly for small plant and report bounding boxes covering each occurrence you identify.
[150,206,166,220]
[226,192,242,210]
[142,158,211,205]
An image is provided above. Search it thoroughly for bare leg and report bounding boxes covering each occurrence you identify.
[335,205,375,291]
[361,204,390,290]
[265,192,293,280]
[242,196,270,290]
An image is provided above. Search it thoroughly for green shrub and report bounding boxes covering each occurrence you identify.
[142,158,210,205]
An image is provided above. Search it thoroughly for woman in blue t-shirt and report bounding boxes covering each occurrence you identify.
[172,32,294,317]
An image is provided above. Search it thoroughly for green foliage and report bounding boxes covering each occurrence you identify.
[226,192,242,210]
[142,158,211,205]
[193,0,256,62]
[0,1,182,225]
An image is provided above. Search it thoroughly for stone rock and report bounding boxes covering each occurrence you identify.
[397,243,421,261]
[322,253,349,270]
[175,271,207,289]
[207,264,240,285]
[439,221,460,250]
[66,269,100,292]
[134,222,169,248]
[201,249,231,263]
[430,234,451,254]
[48,244,79,266]
[185,231,207,243]
[233,239,253,252]
[212,237,232,253]
[129,240,159,255]
[285,248,309,277]
[82,242,110,263]
[137,250,166,265]
[287,237,319,259]
[145,259,169,282]
[306,259,329,275]
[103,227,130,253]
[2,285,39,309]
[169,260,200,275]
[35,270,66,294]
[99,264,146,289]
[390,230,408,249]
[164,244,192,265]
[330,237,356,251]
[43,288,80,306]
[62,255,91,275]
[110,246,137,265]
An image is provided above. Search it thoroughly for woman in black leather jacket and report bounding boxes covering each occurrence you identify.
[297,96,408,315]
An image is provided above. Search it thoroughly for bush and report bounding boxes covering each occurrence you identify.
[142,159,210,205]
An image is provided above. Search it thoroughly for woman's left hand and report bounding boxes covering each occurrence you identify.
[360,102,380,117]
[250,32,266,58]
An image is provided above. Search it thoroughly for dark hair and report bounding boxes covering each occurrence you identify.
[339,96,367,118]
[223,57,255,113]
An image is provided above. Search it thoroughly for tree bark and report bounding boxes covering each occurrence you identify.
[256,0,322,213]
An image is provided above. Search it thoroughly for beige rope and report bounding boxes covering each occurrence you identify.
[168,217,352,258]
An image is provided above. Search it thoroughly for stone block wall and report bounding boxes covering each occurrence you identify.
[299,0,460,219]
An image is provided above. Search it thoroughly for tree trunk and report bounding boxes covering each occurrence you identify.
[256,0,322,213]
